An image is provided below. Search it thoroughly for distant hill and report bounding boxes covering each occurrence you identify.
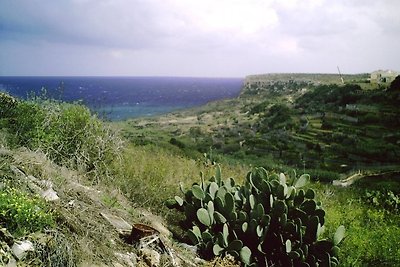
[123,72,400,182]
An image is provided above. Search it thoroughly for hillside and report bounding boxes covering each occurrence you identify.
[1,74,400,266]
[121,73,400,180]
[0,93,247,266]
[117,73,400,265]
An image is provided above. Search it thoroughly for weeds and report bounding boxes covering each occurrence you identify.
[0,188,54,237]
[364,189,400,212]
[317,184,400,266]
[27,230,76,267]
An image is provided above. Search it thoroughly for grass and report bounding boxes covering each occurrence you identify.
[317,184,400,266]
[110,144,248,216]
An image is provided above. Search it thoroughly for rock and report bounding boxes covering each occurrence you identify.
[0,148,11,156]
[67,200,76,208]
[27,175,39,183]
[100,213,132,234]
[9,165,25,178]
[114,252,137,267]
[179,243,197,254]
[140,248,160,267]
[41,188,59,201]
[12,240,34,260]
[194,257,206,265]
[27,182,43,195]
[6,257,17,267]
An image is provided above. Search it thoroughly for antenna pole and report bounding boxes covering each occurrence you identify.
[337,66,344,84]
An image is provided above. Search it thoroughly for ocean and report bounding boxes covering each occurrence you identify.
[0,76,244,121]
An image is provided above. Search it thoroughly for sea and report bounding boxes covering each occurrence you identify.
[0,76,244,121]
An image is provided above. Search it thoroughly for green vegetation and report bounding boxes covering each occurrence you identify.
[320,185,400,266]
[1,73,399,266]
[0,92,122,179]
[0,188,54,237]
[168,166,345,266]
[119,73,400,266]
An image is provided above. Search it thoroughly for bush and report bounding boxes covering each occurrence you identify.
[364,190,400,212]
[306,169,340,183]
[0,188,54,236]
[170,137,186,149]
[261,104,294,130]
[3,96,122,179]
[167,166,344,266]
[0,92,17,118]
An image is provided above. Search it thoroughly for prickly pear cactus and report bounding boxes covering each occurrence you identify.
[166,166,345,266]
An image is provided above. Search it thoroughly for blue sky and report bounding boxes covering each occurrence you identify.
[1,0,399,77]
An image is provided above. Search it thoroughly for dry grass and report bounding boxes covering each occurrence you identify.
[1,147,136,266]
[110,144,248,216]
[3,145,230,266]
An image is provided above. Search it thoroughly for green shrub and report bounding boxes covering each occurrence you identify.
[0,92,17,118]
[306,169,340,183]
[170,137,186,149]
[6,100,47,147]
[3,97,122,179]
[260,103,295,131]
[364,190,400,212]
[167,166,344,266]
[0,188,54,236]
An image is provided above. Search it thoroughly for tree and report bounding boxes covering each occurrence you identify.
[389,75,400,92]
[261,103,294,130]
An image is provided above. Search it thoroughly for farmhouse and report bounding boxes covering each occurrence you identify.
[370,70,399,84]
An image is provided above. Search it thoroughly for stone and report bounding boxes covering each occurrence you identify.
[100,213,132,234]
[27,175,39,183]
[6,257,17,267]
[12,240,34,260]
[114,252,137,267]
[67,200,76,208]
[41,188,59,201]
[140,248,160,267]
[179,243,197,254]
[9,165,27,181]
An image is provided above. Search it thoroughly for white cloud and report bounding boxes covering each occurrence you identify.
[0,0,399,76]
[167,0,278,35]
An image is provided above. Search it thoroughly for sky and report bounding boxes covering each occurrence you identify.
[0,0,399,77]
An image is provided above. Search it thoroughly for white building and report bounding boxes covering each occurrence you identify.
[370,70,399,84]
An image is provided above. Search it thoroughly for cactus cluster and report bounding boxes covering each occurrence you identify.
[166,166,345,266]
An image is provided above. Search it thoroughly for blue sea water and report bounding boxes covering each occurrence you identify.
[0,76,244,121]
